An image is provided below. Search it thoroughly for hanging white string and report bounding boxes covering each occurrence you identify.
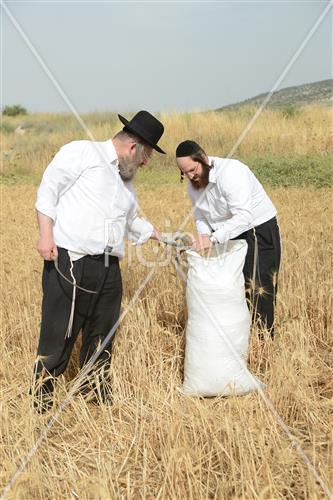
[54,258,97,294]
[64,253,77,339]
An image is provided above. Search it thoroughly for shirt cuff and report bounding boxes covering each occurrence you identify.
[210,228,226,244]
[127,217,154,245]
[196,220,212,235]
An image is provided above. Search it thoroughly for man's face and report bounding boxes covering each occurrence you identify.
[177,156,209,190]
[119,143,153,181]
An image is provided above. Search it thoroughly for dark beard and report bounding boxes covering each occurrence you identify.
[190,168,210,190]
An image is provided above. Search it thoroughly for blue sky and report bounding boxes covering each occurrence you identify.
[2,1,332,113]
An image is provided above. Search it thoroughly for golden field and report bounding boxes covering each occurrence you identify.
[1,108,332,499]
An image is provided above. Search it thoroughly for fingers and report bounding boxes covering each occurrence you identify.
[192,237,212,252]
[151,228,162,241]
[39,249,53,261]
[51,245,58,261]
[192,240,202,252]
[37,239,58,261]
[40,253,51,261]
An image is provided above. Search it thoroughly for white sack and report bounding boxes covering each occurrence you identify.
[182,240,263,397]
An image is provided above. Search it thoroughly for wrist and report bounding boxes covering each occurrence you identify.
[39,230,53,240]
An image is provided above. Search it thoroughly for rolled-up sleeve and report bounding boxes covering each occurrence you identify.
[126,192,154,245]
[212,163,253,243]
[35,142,87,221]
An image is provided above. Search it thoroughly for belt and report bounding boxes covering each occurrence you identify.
[58,246,118,261]
[254,216,277,231]
[87,253,118,261]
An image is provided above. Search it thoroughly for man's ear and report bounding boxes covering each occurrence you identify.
[129,142,137,154]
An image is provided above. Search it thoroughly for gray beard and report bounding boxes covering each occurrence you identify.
[118,150,142,181]
[118,161,137,181]
[119,154,140,181]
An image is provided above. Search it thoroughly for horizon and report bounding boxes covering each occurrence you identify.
[3,77,332,116]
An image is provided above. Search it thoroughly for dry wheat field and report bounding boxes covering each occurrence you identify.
[1,108,332,499]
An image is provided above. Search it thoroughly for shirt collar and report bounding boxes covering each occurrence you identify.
[105,139,119,167]
[208,156,216,184]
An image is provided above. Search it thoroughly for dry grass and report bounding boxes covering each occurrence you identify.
[1,180,332,499]
[1,106,331,181]
[161,106,332,157]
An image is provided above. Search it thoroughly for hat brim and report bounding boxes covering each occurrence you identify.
[118,114,166,154]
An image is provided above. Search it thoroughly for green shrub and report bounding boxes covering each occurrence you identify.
[247,155,333,187]
[2,105,28,117]
[281,105,298,119]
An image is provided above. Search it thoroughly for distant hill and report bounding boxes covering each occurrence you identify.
[216,79,333,110]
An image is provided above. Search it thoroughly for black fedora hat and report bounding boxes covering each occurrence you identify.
[118,110,165,154]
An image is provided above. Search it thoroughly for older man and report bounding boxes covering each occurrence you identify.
[32,111,165,411]
[176,140,281,338]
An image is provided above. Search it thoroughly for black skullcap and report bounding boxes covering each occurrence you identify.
[176,140,201,158]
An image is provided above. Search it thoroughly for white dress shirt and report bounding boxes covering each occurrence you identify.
[188,156,277,243]
[35,139,154,259]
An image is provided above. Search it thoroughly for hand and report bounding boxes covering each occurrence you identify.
[192,234,212,253]
[150,228,162,241]
[173,232,194,248]
[37,235,58,261]
[158,232,193,248]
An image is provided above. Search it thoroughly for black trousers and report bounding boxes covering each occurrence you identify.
[233,217,281,336]
[33,247,122,400]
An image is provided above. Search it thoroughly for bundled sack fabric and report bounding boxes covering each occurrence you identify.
[182,240,263,397]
